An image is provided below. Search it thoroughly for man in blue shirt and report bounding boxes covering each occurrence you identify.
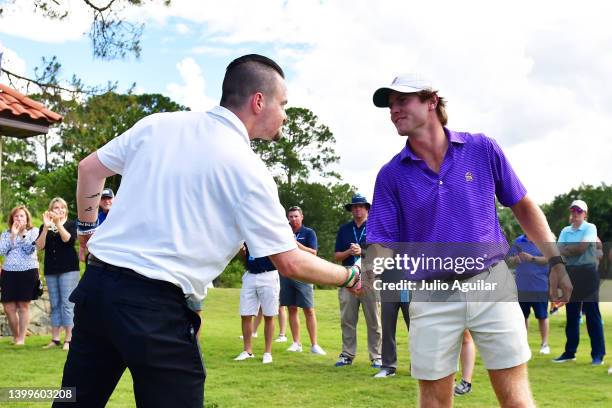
[334,194,383,370]
[508,234,551,355]
[553,200,605,365]
[281,206,326,355]
[97,188,114,225]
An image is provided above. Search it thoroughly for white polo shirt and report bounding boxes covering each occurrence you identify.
[88,106,297,300]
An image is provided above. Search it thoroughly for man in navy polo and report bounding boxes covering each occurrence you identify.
[234,244,280,364]
[334,194,382,369]
[368,74,572,407]
[508,234,551,355]
[281,206,326,355]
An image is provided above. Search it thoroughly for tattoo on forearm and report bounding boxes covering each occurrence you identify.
[86,193,101,199]
[85,207,93,212]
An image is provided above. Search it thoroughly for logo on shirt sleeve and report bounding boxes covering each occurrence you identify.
[465,171,474,182]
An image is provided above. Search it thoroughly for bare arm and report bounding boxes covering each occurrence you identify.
[77,152,116,223]
[296,241,317,255]
[334,249,352,262]
[76,152,116,252]
[511,195,572,302]
[269,248,358,288]
[35,226,47,250]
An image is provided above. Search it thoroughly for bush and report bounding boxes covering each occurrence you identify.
[216,259,245,288]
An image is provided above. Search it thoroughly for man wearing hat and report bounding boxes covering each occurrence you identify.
[333,194,382,368]
[367,74,572,406]
[97,188,114,225]
[554,199,605,365]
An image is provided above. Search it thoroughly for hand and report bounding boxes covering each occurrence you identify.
[50,211,62,225]
[346,266,363,295]
[78,235,91,262]
[42,211,54,227]
[350,243,362,256]
[509,255,521,264]
[549,264,572,305]
[518,252,533,263]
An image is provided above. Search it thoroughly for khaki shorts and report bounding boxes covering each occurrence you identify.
[408,262,531,380]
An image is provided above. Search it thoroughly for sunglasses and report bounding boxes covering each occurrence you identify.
[569,207,584,214]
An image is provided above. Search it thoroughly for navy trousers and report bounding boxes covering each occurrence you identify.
[564,302,606,359]
[53,263,205,407]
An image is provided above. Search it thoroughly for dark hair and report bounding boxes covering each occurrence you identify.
[416,90,448,126]
[287,206,303,215]
[220,54,285,109]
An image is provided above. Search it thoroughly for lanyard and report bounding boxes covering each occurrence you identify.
[353,225,366,244]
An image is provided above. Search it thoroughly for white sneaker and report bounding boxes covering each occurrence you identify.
[540,344,551,355]
[311,344,327,355]
[274,335,288,343]
[287,342,303,352]
[262,352,273,364]
[234,351,254,361]
[239,332,258,340]
[608,366,612,375]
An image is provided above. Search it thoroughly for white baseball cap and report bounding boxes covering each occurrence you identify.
[373,74,434,108]
[569,199,588,212]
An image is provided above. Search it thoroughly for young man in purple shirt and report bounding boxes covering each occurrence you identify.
[367,74,572,407]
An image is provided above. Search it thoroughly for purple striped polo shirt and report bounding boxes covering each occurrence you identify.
[367,128,526,277]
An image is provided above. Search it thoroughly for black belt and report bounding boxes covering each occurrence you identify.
[424,262,499,283]
[87,255,183,296]
[248,269,277,274]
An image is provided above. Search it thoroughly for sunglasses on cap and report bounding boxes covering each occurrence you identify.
[570,207,584,214]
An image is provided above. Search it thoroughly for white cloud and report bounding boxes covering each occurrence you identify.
[166,57,216,111]
[0,42,29,91]
[175,23,190,35]
[0,0,91,43]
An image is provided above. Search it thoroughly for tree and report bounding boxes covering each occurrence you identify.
[542,183,612,242]
[252,107,340,190]
[1,0,171,60]
[251,107,356,262]
[278,181,355,262]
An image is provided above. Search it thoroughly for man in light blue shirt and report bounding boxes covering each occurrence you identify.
[553,200,605,365]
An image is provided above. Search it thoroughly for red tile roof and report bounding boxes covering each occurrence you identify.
[0,83,63,124]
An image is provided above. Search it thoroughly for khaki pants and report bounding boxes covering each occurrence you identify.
[338,287,382,361]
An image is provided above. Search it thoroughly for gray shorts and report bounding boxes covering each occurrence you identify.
[279,275,314,308]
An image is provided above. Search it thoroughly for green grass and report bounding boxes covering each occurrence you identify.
[1,289,611,407]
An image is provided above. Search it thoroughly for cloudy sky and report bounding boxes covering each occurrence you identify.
[1,0,611,205]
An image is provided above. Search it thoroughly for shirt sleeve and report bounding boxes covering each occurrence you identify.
[486,137,527,207]
[335,227,346,252]
[65,220,78,246]
[0,231,11,256]
[96,119,145,175]
[305,229,318,251]
[234,174,297,259]
[367,167,400,244]
[582,223,598,242]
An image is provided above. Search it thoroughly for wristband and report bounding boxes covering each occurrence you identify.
[77,219,99,235]
[341,265,360,288]
[548,255,565,268]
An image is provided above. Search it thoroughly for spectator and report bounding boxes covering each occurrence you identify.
[334,194,382,369]
[553,200,606,365]
[508,234,551,355]
[35,198,80,351]
[0,205,39,345]
[235,244,280,363]
[281,206,326,355]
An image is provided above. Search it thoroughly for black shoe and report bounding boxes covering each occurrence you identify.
[454,379,472,396]
[552,353,576,363]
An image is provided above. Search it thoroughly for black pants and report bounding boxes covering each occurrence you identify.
[381,301,410,370]
[53,263,205,408]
